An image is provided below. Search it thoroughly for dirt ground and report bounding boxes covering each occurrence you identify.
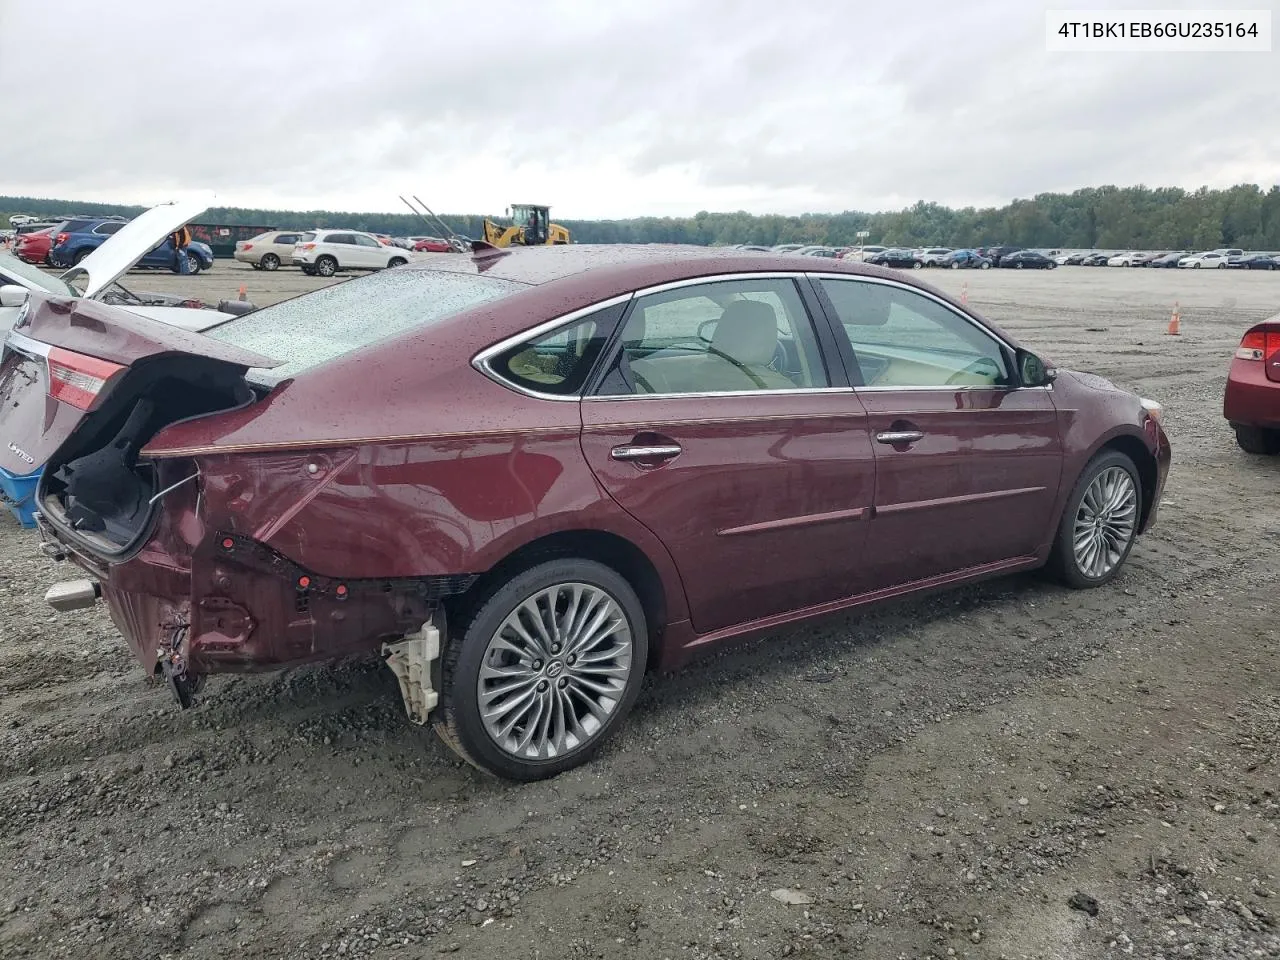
[1,260,1277,960]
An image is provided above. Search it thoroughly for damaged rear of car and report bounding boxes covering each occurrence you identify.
[7,267,526,710]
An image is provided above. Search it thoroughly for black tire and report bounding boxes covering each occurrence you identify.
[387,256,407,268]
[73,247,92,265]
[1046,450,1142,589]
[1016,261,1024,269]
[1234,425,1280,455]
[980,261,991,269]
[950,262,960,269]
[315,255,338,277]
[301,266,317,276]
[912,261,923,269]
[436,558,649,780]
[185,255,203,275]
[250,262,262,270]
[260,253,280,271]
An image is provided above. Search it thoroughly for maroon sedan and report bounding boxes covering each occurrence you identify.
[1224,316,1280,454]
[3,245,1170,780]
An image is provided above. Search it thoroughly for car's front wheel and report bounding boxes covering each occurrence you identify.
[436,558,648,780]
[186,255,203,275]
[260,253,280,271]
[315,255,338,277]
[1234,425,1280,455]
[1048,450,1141,588]
[387,256,407,268]
[979,261,991,269]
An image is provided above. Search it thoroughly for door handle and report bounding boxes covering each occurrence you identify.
[610,443,682,462]
[876,430,924,444]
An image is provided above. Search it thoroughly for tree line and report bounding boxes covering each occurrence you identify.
[5,183,1280,251]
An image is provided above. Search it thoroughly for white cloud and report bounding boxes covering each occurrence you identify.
[0,0,1274,218]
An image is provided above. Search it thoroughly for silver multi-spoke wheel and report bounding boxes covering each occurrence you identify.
[477,582,633,761]
[1071,466,1138,579]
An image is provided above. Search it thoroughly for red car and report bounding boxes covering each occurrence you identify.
[13,227,55,265]
[6,246,1170,780]
[1224,315,1280,453]
[414,237,452,252]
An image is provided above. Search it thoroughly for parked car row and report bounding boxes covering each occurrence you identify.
[7,214,217,274]
[732,242,1280,274]
[235,229,417,275]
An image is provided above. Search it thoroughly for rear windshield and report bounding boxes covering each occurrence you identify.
[203,268,524,385]
[297,232,315,242]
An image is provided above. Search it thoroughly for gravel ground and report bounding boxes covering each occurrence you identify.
[1,260,1277,960]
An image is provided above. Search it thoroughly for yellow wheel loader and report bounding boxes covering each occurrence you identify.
[481,204,571,247]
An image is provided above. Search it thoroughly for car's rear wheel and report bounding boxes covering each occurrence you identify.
[387,256,407,268]
[436,558,648,780]
[260,253,280,271]
[1234,425,1280,455]
[1048,450,1141,588]
[73,248,92,265]
[315,255,338,277]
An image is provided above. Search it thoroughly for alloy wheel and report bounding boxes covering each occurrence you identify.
[477,582,633,761]
[1072,466,1138,579]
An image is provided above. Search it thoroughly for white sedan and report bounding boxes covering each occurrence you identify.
[1179,252,1230,269]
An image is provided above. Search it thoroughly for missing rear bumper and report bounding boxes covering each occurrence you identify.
[382,610,445,725]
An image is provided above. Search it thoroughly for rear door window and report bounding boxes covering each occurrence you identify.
[595,278,829,396]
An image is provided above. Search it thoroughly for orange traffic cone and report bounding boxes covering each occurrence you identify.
[238,284,247,302]
[960,281,969,305]
[1166,301,1180,336]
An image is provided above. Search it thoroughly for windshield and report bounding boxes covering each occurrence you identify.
[203,267,524,385]
[0,252,74,296]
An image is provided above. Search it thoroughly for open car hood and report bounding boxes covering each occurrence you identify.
[59,195,215,300]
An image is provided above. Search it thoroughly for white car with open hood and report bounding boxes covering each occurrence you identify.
[0,197,247,337]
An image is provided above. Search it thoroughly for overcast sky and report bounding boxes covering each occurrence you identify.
[0,0,1275,218]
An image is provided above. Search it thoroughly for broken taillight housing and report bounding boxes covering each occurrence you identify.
[46,347,124,410]
[54,233,69,246]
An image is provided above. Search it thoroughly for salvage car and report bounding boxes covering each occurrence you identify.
[1224,315,1280,453]
[10,245,1169,780]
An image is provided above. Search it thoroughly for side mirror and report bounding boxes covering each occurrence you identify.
[1018,349,1056,387]
[0,285,30,309]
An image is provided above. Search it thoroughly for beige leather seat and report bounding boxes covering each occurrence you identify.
[629,299,796,394]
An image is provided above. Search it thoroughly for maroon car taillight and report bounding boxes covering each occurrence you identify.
[46,347,125,410]
[1236,331,1280,382]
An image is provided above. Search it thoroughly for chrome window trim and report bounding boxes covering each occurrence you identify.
[473,272,836,402]
[471,293,636,402]
[584,386,854,402]
[854,383,1052,393]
